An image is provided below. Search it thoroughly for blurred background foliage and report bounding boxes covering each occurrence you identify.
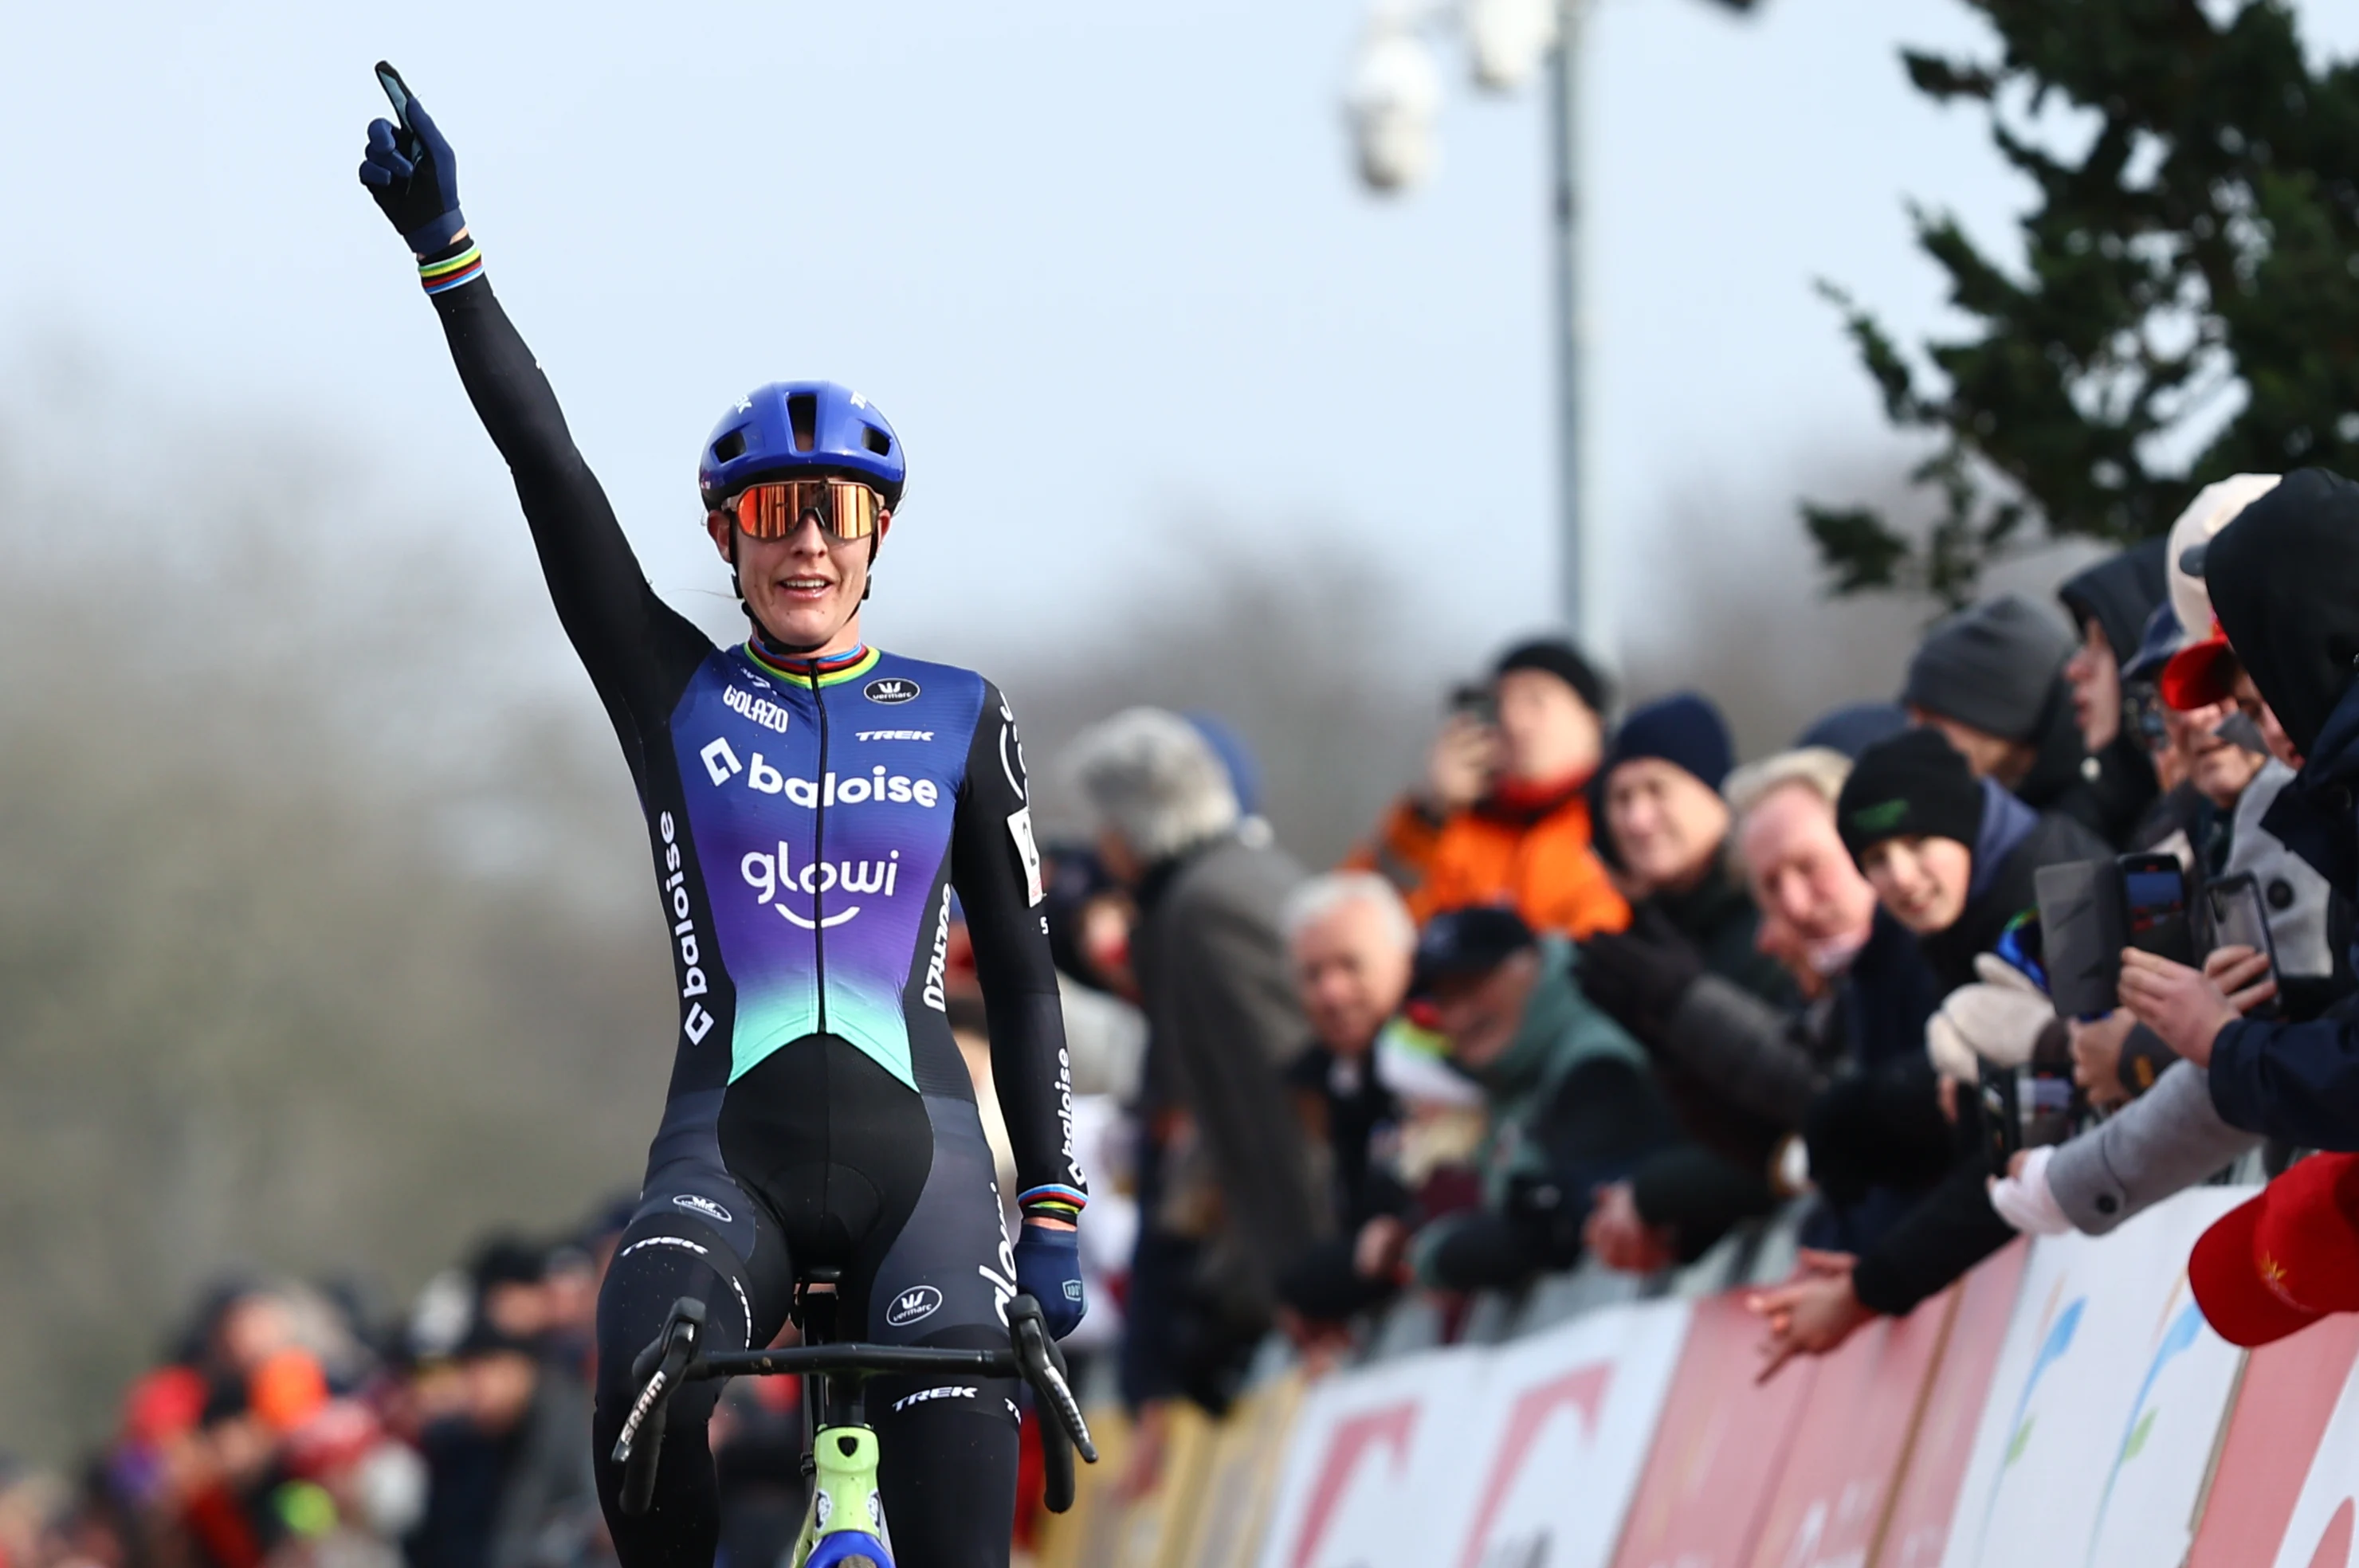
[1805,0,2359,605]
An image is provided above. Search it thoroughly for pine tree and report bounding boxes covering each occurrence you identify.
[1807,0,2359,605]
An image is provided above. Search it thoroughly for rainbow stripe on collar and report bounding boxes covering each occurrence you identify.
[744,641,881,688]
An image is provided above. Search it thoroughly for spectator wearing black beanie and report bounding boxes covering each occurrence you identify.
[1835,728,1985,871]
[1590,696,1782,1002]
[1494,638,1612,719]
[1581,692,1796,1272]
[1344,635,1630,939]
[1754,730,2114,1371]
[1836,727,2110,992]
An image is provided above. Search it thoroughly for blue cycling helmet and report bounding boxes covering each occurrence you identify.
[698,382,906,513]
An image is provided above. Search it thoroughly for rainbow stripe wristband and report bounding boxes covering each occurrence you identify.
[1019,1184,1088,1222]
[419,241,484,296]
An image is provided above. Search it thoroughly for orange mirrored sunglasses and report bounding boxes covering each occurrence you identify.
[712,479,884,542]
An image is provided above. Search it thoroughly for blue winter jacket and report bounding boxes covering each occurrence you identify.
[2208,680,2359,1147]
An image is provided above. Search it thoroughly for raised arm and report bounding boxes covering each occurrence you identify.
[358,69,708,727]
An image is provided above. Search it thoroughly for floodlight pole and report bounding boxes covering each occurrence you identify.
[1548,0,1605,661]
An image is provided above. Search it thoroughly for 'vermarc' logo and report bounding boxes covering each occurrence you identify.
[864,676,920,705]
[885,1285,944,1327]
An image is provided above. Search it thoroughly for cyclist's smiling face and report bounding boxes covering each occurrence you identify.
[708,500,890,655]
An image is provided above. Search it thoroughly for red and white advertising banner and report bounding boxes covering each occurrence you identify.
[1441,1299,1692,1568]
[2185,1312,2359,1567]
[1873,1241,2028,1568]
[1936,1188,2251,1568]
[1255,1346,1492,1568]
[1608,1292,1822,1568]
[2223,1315,2359,1568]
[1741,1282,1954,1568]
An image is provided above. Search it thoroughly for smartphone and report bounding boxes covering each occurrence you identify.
[1981,1064,2019,1169]
[2204,872,2282,1020]
[2120,853,2195,966]
[1447,682,1496,726]
[2019,1023,2079,1150]
[375,61,426,165]
[2206,872,2275,957]
[1981,1033,2079,1170]
[2036,859,2126,1019]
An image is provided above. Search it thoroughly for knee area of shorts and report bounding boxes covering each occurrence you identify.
[595,1250,753,1417]
[599,1223,754,1335]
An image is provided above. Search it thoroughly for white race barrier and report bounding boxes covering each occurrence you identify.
[1937,1188,2248,1568]
[1445,1300,1690,1568]
[1229,1186,2313,1568]
[1255,1342,1493,1568]
[1256,1300,1692,1568]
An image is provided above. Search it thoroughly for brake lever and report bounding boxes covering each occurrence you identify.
[629,1296,709,1383]
[614,1297,707,1469]
[1034,1353,1099,1464]
[1008,1296,1099,1464]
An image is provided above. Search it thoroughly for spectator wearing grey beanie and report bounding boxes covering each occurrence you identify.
[1902,595,2071,766]
[1902,594,2118,843]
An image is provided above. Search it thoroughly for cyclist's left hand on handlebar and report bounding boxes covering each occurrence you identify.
[357,70,466,252]
[1015,1222,1085,1339]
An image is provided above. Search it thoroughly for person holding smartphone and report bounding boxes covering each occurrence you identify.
[2115,471,2359,1148]
[1345,640,1629,939]
[356,73,1084,1568]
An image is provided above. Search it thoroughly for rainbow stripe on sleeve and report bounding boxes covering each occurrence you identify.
[420,241,485,296]
[1018,1184,1088,1223]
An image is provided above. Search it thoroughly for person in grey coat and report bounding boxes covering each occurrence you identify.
[1988,640,2341,1238]
[1992,1061,2259,1237]
[1063,707,1326,1413]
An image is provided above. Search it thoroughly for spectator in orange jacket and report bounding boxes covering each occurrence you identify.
[1352,639,1630,939]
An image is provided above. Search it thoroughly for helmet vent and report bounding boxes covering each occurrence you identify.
[711,429,748,464]
[787,393,818,453]
[863,425,893,457]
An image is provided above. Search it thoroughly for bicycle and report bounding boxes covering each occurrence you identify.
[610,1266,1099,1568]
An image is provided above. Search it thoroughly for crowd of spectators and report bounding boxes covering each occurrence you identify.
[0,1217,632,1568]
[22,467,2359,1563]
[1054,464,2359,1432]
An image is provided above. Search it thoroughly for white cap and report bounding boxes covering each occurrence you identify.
[2165,473,2282,637]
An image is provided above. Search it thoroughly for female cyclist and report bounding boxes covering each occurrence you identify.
[357,71,1086,1568]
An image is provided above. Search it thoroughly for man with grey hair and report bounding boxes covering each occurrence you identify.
[1582,742,1945,1268]
[1274,873,1416,1331]
[1062,708,1324,1413]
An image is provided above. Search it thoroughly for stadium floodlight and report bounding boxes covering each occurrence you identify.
[1340,0,1765,657]
[1465,0,1559,92]
[1344,9,1444,193]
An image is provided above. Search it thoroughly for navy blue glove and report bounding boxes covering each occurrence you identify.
[357,68,466,253]
[1014,1222,1085,1339]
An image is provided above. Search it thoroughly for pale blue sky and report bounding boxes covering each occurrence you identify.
[6,0,2355,670]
